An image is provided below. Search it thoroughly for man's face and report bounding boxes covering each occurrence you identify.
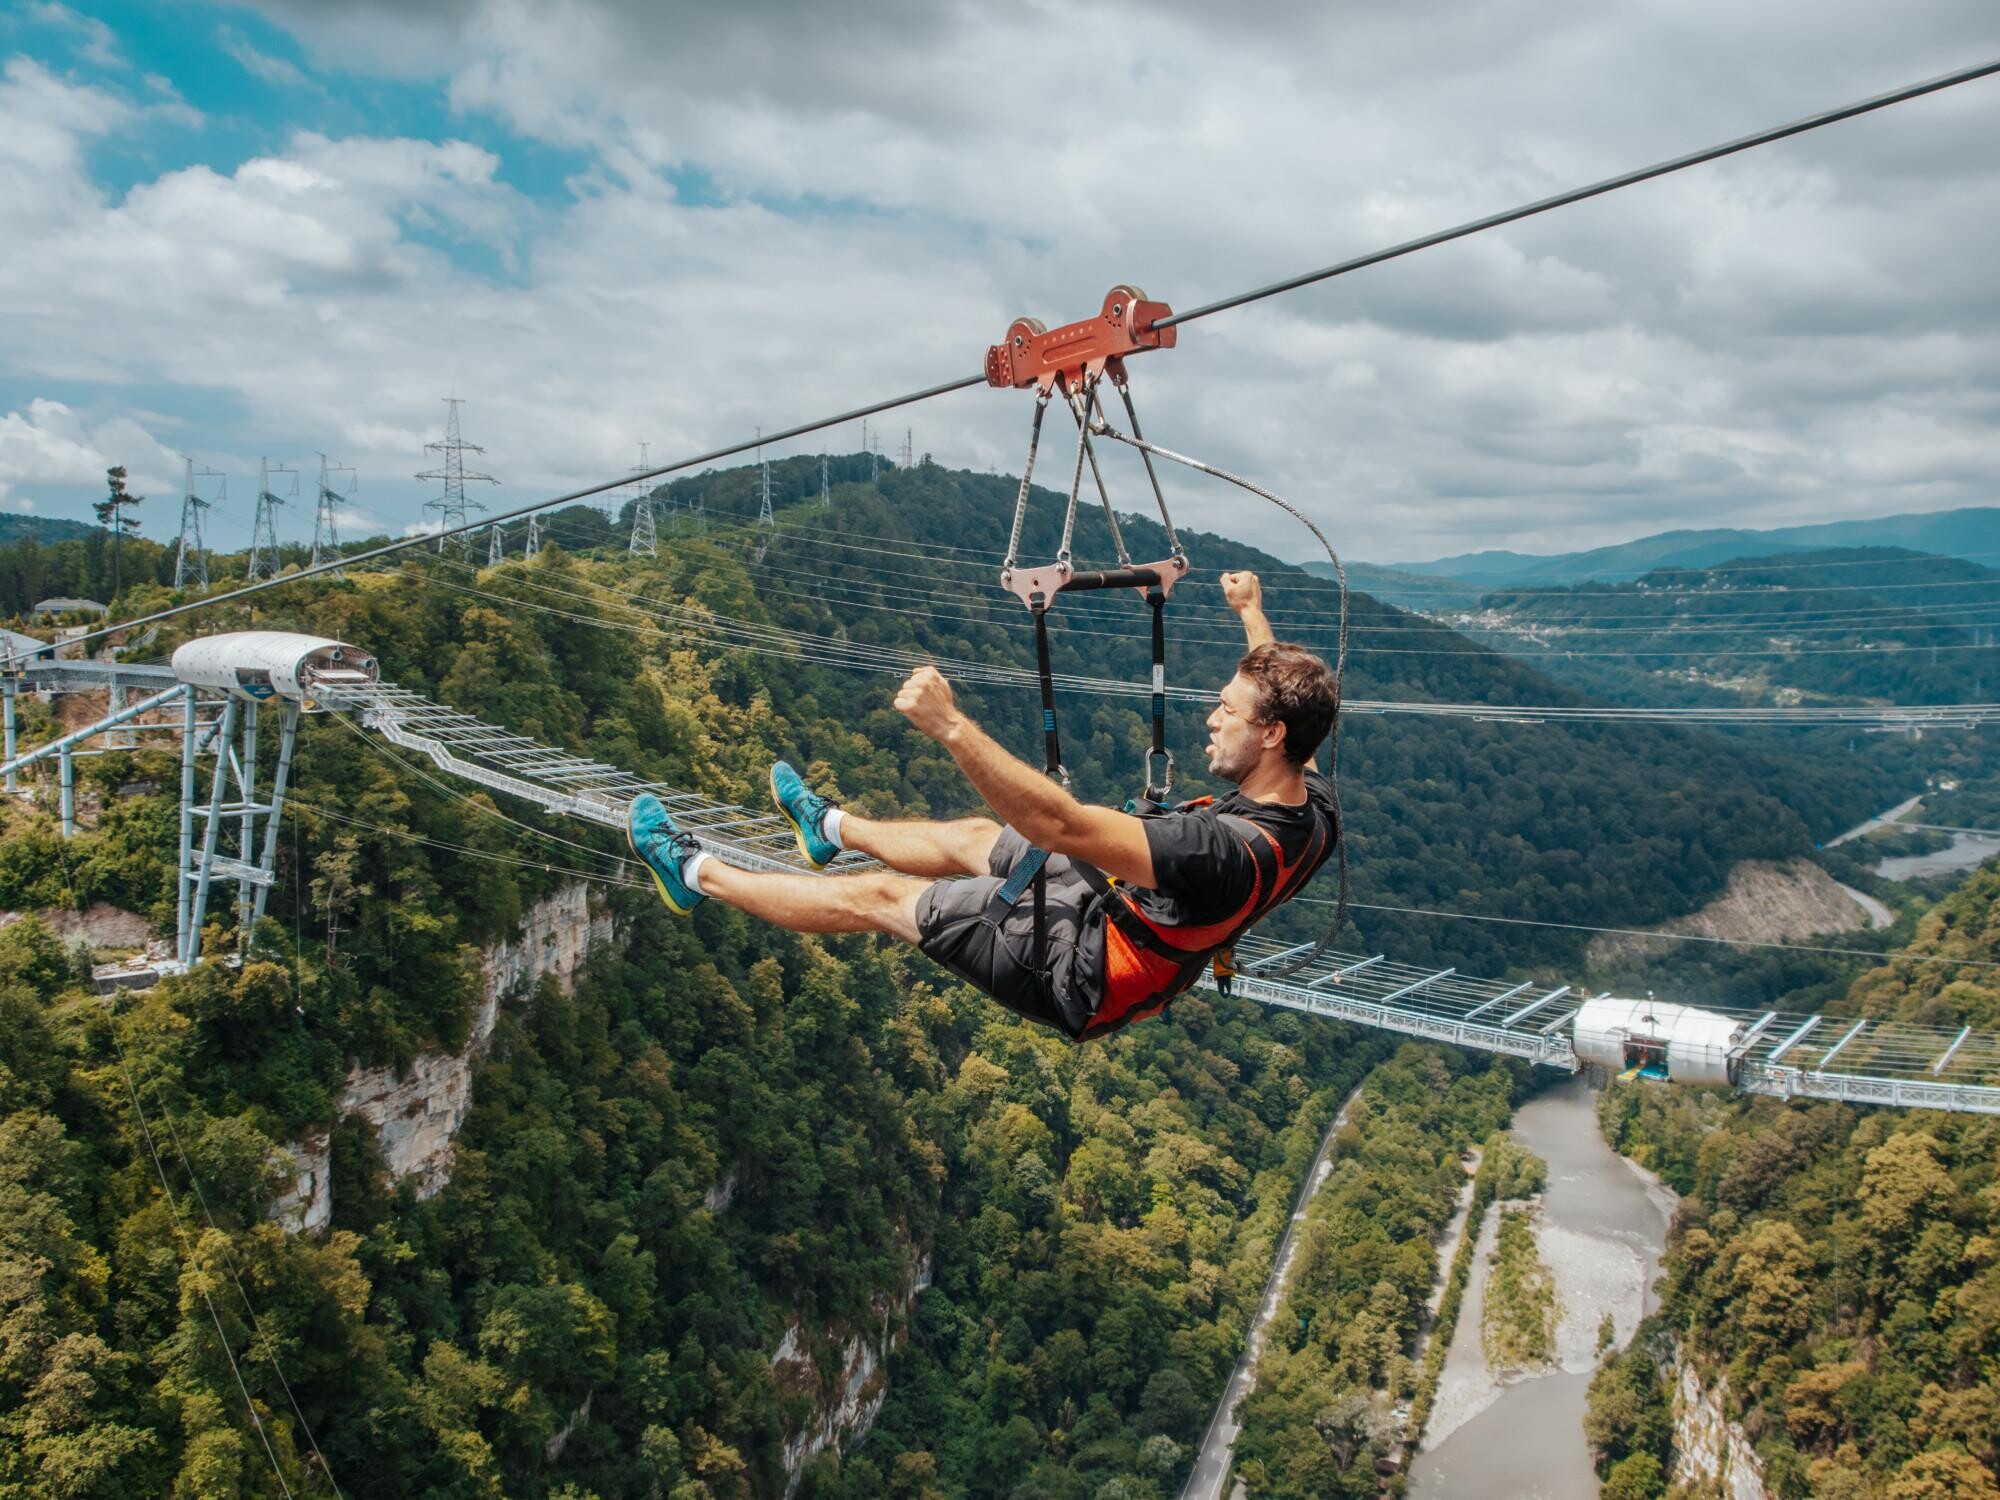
[1205,672,1275,784]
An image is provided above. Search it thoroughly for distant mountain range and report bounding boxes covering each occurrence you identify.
[1380,506,2000,585]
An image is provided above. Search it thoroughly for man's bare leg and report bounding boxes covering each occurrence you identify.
[698,863,930,945]
[839,813,1001,878]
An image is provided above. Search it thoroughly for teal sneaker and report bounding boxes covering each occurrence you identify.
[769,760,841,868]
[627,793,705,915]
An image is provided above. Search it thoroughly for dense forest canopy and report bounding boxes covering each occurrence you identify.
[0,457,1986,1497]
[1590,865,2000,1500]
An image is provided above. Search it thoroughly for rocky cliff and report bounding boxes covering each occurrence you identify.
[1587,857,1867,964]
[1671,1359,1768,1500]
[273,883,613,1228]
[771,1251,932,1496]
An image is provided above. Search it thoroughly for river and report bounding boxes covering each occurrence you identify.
[1828,794,2000,883]
[1874,831,2000,882]
[1406,1074,1675,1499]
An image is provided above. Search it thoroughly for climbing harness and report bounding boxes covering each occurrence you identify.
[985,285,1352,990]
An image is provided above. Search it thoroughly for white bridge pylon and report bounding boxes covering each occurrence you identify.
[7,633,1999,1116]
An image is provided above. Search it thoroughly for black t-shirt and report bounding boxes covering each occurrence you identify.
[1132,768,1339,930]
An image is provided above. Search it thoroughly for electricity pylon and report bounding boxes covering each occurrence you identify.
[176,459,222,590]
[628,443,657,557]
[311,453,356,571]
[249,459,295,583]
[757,431,773,527]
[417,398,498,553]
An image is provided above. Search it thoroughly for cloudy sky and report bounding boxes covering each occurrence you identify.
[2,1,1997,565]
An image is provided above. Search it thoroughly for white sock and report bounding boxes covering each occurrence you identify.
[682,849,711,895]
[821,808,846,848]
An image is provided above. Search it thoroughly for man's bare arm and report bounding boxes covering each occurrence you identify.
[1222,570,1275,649]
[894,666,1157,887]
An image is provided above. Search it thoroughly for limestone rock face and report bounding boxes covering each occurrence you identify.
[270,1127,332,1235]
[337,1050,477,1201]
[274,883,613,1223]
[1587,858,1867,964]
[0,902,153,950]
[771,1251,932,1496]
[1671,1360,1768,1500]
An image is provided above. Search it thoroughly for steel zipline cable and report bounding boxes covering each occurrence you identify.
[1151,56,2000,332]
[20,54,1999,669]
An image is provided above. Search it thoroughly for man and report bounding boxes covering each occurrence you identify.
[1212,946,1239,999]
[627,570,1339,1041]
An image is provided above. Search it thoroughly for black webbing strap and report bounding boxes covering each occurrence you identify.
[1029,602,1061,974]
[1032,602,1062,781]
[1145,588,1172,800]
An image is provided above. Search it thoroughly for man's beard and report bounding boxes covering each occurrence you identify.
[1209,743,1255,784]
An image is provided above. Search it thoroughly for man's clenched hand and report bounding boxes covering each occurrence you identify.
[895,665,964,741]
[1221,570,1263,614]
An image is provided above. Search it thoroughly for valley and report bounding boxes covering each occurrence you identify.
[1,464,1994,1500]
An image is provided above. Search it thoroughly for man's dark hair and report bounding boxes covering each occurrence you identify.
[1238,642,1339,766]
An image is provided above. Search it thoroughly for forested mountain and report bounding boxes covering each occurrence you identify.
[1390,505,2000,586]
[0,513,97,548]
[0,456,1954,1497]
[1592,864,2000,1499]
[1415,547,2000,713]
[1301,561,1482,616]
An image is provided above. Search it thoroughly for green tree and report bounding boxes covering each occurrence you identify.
[92,465,141,598]
[1600,1451,1665,1500]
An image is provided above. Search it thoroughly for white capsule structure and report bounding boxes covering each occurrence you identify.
[171,632,378,703]
[1571,996,1747,1087]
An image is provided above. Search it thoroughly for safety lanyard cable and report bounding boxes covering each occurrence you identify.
[1003,391,1052,576]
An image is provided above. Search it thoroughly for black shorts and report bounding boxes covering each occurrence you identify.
[915,826,1103,1039]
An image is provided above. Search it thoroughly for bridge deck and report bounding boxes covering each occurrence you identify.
[318,679,871,876]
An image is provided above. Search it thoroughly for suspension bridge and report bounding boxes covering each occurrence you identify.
[7,631,1995,1115]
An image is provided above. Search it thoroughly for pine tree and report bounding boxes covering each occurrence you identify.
[91,465,142,598]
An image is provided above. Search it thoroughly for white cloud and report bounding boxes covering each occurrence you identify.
[29,2,122,69]
[5,3,2000,566]
[0,398,179,509]
[217,25,314,91]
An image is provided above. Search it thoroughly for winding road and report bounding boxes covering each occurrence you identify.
[1826,795,1922,847]
[1180,1084,1363,1500]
